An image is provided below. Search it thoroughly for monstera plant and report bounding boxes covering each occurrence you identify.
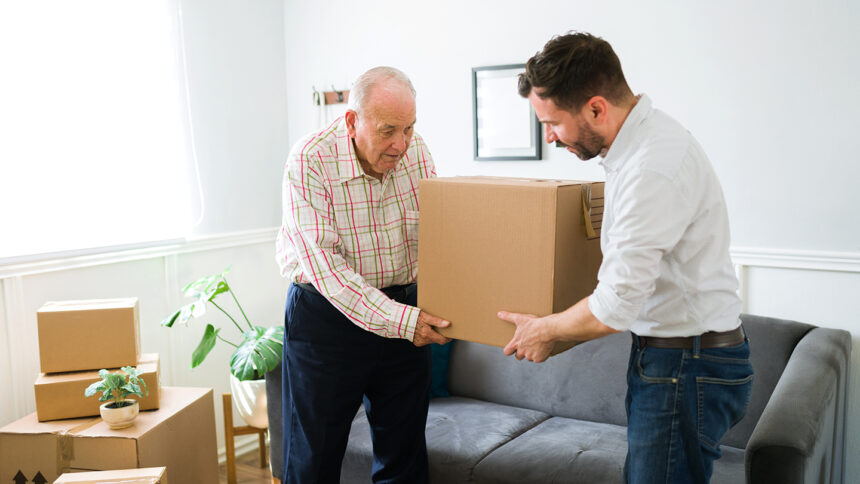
[161,267,283,381]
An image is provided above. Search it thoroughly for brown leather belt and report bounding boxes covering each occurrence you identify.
[634,326,745,349]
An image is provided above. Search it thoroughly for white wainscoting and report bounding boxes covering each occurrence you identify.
[2,234,859,473]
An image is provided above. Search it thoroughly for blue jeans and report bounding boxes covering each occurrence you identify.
[624,332,754,484]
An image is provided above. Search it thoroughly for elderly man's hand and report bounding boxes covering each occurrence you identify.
[499,311,554,363]
[412,310,451,347]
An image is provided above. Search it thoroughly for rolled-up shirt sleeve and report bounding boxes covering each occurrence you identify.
[280,149,421,341]
[588,168,694,331]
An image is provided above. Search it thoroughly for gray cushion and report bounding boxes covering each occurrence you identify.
[710,445,746,484]
[342,397,550,483]
[448,332,631,428]
[473,417,627,484]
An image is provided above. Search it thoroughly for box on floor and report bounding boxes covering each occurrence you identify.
[418,176,604,355]
[34,353,161,422]
[0,387,217,484]
[37,298,140,373]
[54,466,166,483]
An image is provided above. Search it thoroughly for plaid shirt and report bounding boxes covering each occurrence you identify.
[276,117,436,341]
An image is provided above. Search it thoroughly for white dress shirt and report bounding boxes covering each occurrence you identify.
[588,95,742,337]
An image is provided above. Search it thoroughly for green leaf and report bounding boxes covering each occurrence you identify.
[191,324,219,369]
[183,267,231,302]
[183,274,219,299]
[160,307,183,328]
[84,381,103,398]
[138,374,149,396]
[230,325,285,381]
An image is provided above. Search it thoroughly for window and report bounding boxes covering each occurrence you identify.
[0,0,193,262]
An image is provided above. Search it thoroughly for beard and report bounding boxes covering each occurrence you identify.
[560,120,605,160]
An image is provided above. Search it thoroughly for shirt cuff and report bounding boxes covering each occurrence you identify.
[386,300,420,341]
[588,283,637,332]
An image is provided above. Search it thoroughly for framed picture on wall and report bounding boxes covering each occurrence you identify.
[472,64,542,161]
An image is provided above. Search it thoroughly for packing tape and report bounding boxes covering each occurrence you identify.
[56,417,103,473]
[581,184,596,239]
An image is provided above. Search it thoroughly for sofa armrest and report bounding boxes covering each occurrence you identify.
[745,327,851,484]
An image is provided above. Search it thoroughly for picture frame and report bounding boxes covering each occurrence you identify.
[472,64,542,161]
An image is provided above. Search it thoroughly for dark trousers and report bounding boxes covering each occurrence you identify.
[281,283,431,484]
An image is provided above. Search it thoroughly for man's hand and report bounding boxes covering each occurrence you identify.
[412,310,451,347]
[498,311,554,363]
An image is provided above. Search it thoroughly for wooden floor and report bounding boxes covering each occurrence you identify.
[218,444,278,484]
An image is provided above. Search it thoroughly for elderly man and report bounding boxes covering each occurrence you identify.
[498,33,754,484]
[276,66,450,483]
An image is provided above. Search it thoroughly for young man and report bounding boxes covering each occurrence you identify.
[276,66,450,483]
[498,33,753,483]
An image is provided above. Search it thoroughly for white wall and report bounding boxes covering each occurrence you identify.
[283,0,860,253]
[180,0,289,236]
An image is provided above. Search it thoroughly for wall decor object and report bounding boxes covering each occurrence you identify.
[472,64,542,161]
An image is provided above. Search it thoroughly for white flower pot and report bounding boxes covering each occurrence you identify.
[229,374,268,429]
[99,399,139,429]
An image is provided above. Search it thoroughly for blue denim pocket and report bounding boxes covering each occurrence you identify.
[695,340,754,449]
[636,346,682,383]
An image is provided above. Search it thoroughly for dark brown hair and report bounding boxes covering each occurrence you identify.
[518,32,632,110]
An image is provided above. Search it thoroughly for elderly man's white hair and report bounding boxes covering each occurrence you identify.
[348,66,416,113]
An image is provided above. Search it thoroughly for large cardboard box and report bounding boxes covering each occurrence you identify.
[54,466,166,483]
[37,298,140,373]
[0,387,217,484]
[35,354,161,422]
[418,176,604,354]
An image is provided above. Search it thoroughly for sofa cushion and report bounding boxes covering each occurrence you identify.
[341,397,550,483]
[472,416,746,484]
[448,331,631,428]
[430,341,453,398]
[473,416,627,483]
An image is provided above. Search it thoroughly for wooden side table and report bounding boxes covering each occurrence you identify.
[223,393,269,484]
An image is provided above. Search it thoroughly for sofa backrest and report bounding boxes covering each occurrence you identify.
[447,313,814,449]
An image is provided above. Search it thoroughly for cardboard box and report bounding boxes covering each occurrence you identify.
[35,354,161,422]
[0,387,217,484]
[37,298,140,373]
[418,176,604,354]
[54,466,166,483]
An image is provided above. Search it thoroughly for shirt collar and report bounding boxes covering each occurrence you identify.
[334,118,364,183]
[599,93,652,172]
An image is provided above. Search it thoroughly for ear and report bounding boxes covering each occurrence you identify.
[344,109,358,138]
[583,96,609,125]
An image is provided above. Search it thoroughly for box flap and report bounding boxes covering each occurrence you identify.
[38,298,139,313]
[55,466,165,483]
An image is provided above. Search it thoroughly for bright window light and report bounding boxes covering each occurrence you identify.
[0,0,192,262]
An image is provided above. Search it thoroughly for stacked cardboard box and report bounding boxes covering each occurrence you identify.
[0,387,218,483]
[0,298,219,482]
[418,176,605,355]
[32,298,161,421]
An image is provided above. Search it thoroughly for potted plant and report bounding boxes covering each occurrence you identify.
[84,366,149,429]
[161,266,283,428]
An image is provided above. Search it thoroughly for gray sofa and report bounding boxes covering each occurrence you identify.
[266,314,851,483]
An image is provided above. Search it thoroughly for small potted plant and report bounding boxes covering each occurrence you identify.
[161,266,283,428]
[84,366,149,429]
